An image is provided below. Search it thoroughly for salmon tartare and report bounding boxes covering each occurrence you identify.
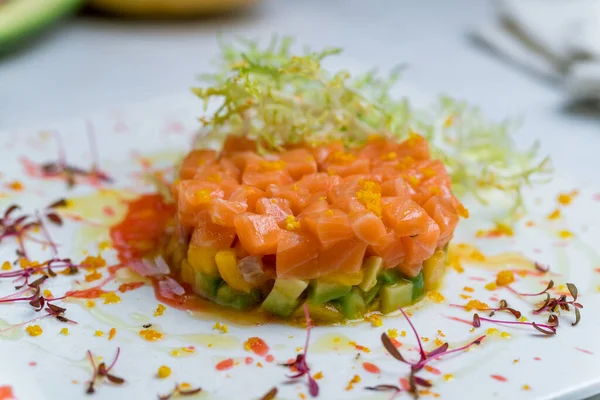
[165,134,467,321]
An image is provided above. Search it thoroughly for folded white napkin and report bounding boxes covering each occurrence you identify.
[473,0,600,100]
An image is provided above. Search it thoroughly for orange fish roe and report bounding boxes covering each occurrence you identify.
[157,365,171,379]
[496,270,515,286]
[427,291,445,303]
[100,292,121,304]
[284,215,300,231]
[26,325,42,337]
[365,314,383,327]
[213,322,228,333]
[485,282,497,291]
[7,181,24,191]
[265,354,274,363]
[547,209,561,220]
[139,329,163,341]
[434,337,444,347]
[244,337,269,356]
[216,358,234,371]
[154,304,166,317]
[558,230,574,239]
[356,180,382,217]
[345,375,361,391]
[362,362,380,374]
[464,300,489,311]
[557,192,574,205]
[108,328,117,341]
[522,385,531,391]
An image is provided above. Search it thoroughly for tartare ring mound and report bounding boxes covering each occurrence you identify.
[164,134,466,322]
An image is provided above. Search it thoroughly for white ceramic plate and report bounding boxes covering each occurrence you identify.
[1,91,599,400]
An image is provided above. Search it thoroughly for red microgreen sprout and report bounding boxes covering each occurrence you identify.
[86,348,125,394]
[509,280,583,326]
[157,383,202,400]
[377,308,485,399]
[450,299,522,319]
[472,313,556,335]
[280,304,319,397]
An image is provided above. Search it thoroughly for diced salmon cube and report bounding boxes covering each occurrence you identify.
[209,199,248,227]
[229,186,266,212]
[381,197,430,237]
[350,210,387,245]
[256,197,293,225]
[233,213,282,255]
[276,230,319,278]
[190,211,236,249]
[400,216,440,277]
[301,209,355,249]
[280,148,318,180]
[179,149,217,179]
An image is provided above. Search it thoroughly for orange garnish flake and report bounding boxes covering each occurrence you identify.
[457,204,469,218]
[476,222,513,238]
[464,300,489,311]
[547,209,561,220]
[85,271,102,282]
[216,358,234,371]
[437,330,446,337]
[349,341,371,353]
[501,332,511,339]
[26,325,42,337]
[194,190,211,204]
[421,337,430,342]
[522,385,531,391]
[463,286,474,293]
[108,328,117,341]
[60,328,69,336]
[265,354,274,363]
[365,314,383,327]
[434,337,444,347]
[444,374,453,381]
[100,292,121,304]
[496,270,515,286]
[328,151,356,165]
[154,304,166,316]
[1,261,11,271]
[81,255,106,269]
[94,330,104,337]
[157,365,171,379]
[313,372,323,380]
[444,115,454,128]
[558,230,574,239]
[43,289,53,298]
[356,180,382,217]
[424,365,441,375]
[427,291,445,303]
[387,329,398,338]
[485,282,497,291]
[213,322,228,333]
[139,329,163,341]
[244,337,269,357]
[362,362,380,374]
[118,282,145,293]
[345,375,361,391]
[400,330,407,337]
[557,192,575,205]
[7,181,23,191]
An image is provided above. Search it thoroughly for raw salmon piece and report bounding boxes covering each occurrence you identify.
[310,141,345,165]
[350,209,387,244]
[328,175,380,208]
[179,149,217,179]
[229,186,266,212]
[301,209,355,249]
[233,213,282,255]
[276,230,319,278]
[190,211,236,249]
[222,135,257,154]
[396,134,430,160]
[381,177,413,197]
[242,161,294,190]
[209,198,248,227]
[369,229,406,268]
[298,199,330,217]
[400,216,440,276]
[381,197,431,237]
[422,196,459,247]
[256,197,293,225]
[296,173,342,194]
[318,238,368,275]
[326,158,370,177]
[266,183,309,214]
[229,151,264,170]
[280,148,318,180]
[218,158,242,181]
[177,180,224,215]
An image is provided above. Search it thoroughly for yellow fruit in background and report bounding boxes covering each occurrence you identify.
[88,0,260,18]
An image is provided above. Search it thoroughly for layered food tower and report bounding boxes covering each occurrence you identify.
[166,133,467,322]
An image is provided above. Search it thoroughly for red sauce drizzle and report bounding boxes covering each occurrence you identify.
[490,374,507,382]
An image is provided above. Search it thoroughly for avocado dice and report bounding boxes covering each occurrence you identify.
[338,288,366,320]
[216,283,261,310]
[380,280,413,314]
[378,269,401,284]
[359,256,383,291]
[410,271,425,301]
[193,271,222,299]
[261,278,308,317]
[362,281,382,305]
[308,280,351,304]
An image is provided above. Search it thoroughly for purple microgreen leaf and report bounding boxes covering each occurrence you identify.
[573,307,581,326]
[532,322,556,335]
[398,307,426,360]
[47,199,68,209]
[381,333,408,363]
[547,314,559,327]
[308,376,319,397]
[414,376,432,388]
[106,374,125,385]
[426,342,449,359]
[46,213,63,226]
[178,387,202,396]
[566,283,578,301]
[365,385,401,392]
[259,387,278,400]
[472,313,481,328]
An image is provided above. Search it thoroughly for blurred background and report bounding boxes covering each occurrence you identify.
[1,0,599,132]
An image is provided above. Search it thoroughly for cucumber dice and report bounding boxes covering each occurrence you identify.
[410,271,425,301]
[378,269,401,284]
[193,271,222,299]
[261,278,308,317]
[380,280,413,314]
[338,288,366,320]
[308,281,351,304]
[362,281,382,305]
[216,284,261,310]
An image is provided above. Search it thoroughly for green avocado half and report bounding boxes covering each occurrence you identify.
[0,0,84,55]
